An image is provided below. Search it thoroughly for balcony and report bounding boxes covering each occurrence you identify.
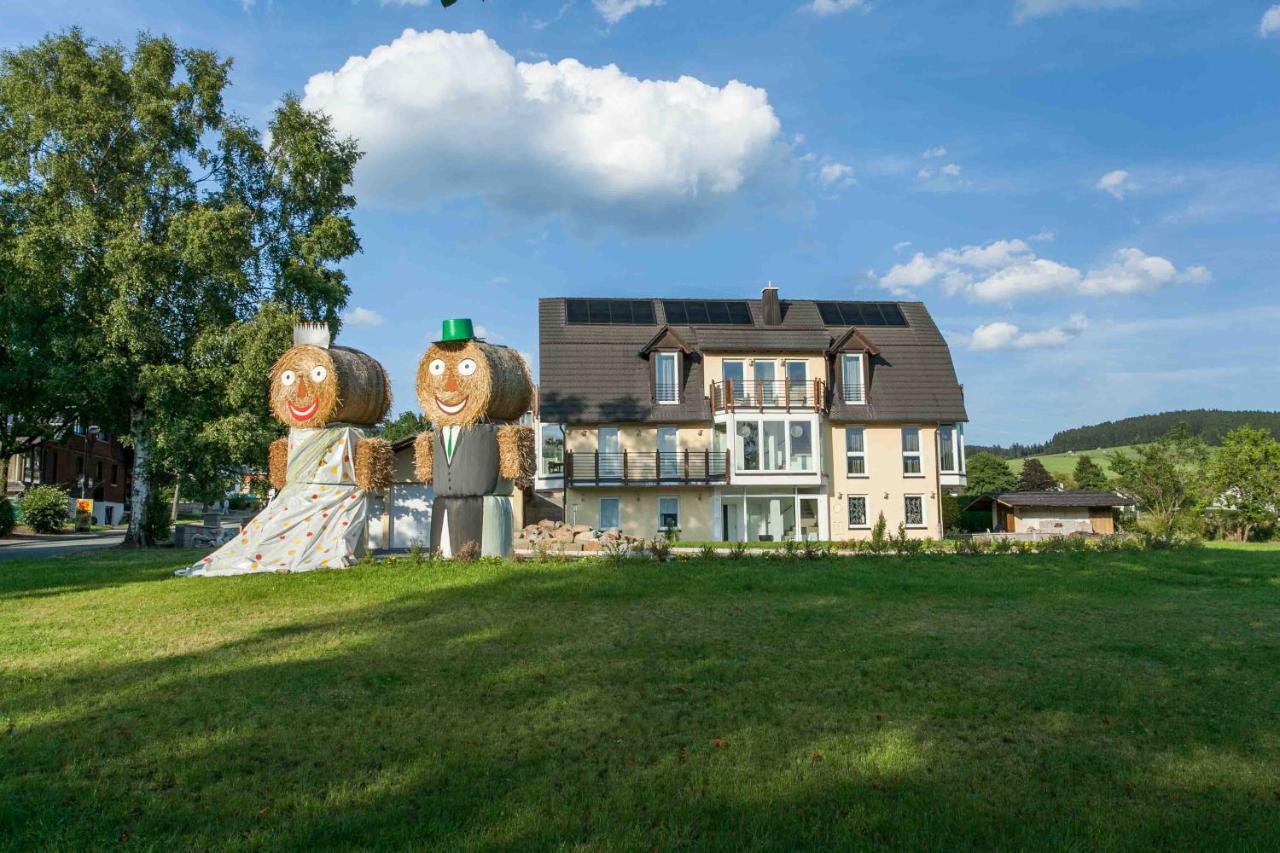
[566,450,730,486]
[710,379,827,413]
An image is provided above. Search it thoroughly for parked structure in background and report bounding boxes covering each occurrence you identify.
[964,491,1128,535]
[3,424,131,525]
[535,286,968,542]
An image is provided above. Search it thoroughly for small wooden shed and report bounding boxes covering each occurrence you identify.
[964,491,1128,535]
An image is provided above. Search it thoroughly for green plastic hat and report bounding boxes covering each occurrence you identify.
[435,318,477,344]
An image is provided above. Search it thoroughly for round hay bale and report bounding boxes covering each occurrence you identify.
[415,341,532,427]
[271,344,392,428]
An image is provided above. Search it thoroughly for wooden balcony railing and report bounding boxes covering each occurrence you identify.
[710,378,827,413]
[565,450,730,486]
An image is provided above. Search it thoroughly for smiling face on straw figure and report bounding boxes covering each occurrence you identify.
[270,346,342,428]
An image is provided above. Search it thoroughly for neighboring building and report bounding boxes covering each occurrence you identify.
[536,286,968,542]
[4,425,131,525]
[964,491,1126,535]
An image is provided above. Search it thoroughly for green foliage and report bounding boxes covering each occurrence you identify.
[0,30,360,544]
[1017,458,1057,491]
[1204,426,1280,541]
[868,511,889,554]
[378,411,429,444]
[1109,423,1210,538]
[0,497,15,538]
[941,493,960,532]
[1072,455,1109,491]
[18,485,68,533]
[966,452,1017,495]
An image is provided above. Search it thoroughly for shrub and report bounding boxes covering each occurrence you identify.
[698,544,718,561]
[647,537,672,562]
[455,540,481,562]
[727,541,748,560]
[0,497,14,538]
[19,485,69,533]
[894,523,924,557]
[868,512,889,555]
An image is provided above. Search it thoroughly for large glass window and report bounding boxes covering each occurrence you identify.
[598,427,621,479]
[658,496,680,532]
[847,496,868,528]
[841,353,865,403]
[754,360,776,404]
[798,497,820,541]
[902,427,922,475]
[846,427,867,476]
[789,422,813,471]
[938,424,956,473]
[599,498,620,530]
[737,421,760,470]
[722,360,746,404]
[658,427,678,479]
[540,424,565,475]
[786,361,808,406]
[904,495,925,527]
[655,352,678,404]
[762,420,786,470]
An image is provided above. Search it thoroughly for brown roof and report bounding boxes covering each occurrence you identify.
[964,491,1130,512]
[538,296,968,425]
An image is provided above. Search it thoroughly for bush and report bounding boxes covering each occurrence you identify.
[868,512,890,555]
[0,497,15,538]
[20,485,70,533]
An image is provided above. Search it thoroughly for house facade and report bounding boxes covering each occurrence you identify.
[535,287,967,543]
[4,425,132,525]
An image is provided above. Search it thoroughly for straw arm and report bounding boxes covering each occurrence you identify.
[268,438,289,491]
[355,438,395,491]
[497,424,535,486]
[413,430,434,484]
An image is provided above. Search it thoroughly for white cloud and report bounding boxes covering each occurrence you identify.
[1096,168,1135,199]
[1262,5,1280,36]
[970,314,1087,351]
[1029,228,1056,243]
[922,145,947,159]
[1014,0,1141,22]
[879,238,1206,302]
[818,162,856,188]
[593,0,663,24]
[344,307,385,327]
[1080,248,1211,295]
[302,29,783,233]
[802,0,869,15]
[940,163,962,177]
[893,240,912,252]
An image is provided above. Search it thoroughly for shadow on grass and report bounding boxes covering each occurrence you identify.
[3,550,1280,848]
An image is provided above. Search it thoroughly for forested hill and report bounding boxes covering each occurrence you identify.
[972,410,1280,458]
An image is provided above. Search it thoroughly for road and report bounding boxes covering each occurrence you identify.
[0,531,126,562]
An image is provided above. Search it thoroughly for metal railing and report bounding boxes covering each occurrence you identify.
[566,450,730,485]
[840,383,866,404]
[710,378,827,413]
[654,382,680,404]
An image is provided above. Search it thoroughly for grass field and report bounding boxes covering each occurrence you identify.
[1020,444,1143,479]
[4,546,1280,850]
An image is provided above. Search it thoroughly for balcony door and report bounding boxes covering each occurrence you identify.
[722,360,745,405]
[598,427,621,479]
[754,360,776,405]
[786,361,807,407]
[658,427,678,479]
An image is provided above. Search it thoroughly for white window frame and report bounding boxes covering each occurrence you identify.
[722,359,746,404]
[655,351,680,405]
[599,497,621,531]
[901,426,923,477]
[938,424,959,474]
[845,426,867,477]
[841,353,865,404]
[657,426,679,479]
[903,494,926,529]
[847,495,869,529]
[785,359,808,406]
[658,496,680,533]
[538,423,565,477]
[733,414,820,474]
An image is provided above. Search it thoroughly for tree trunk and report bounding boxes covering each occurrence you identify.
[126,407,153,547]
[170,473,181,523]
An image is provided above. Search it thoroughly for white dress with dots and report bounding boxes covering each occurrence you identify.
[183,427,368,576]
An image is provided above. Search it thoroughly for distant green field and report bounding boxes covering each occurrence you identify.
[1018,445,1144,479]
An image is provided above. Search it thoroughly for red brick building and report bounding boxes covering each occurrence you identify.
[5,426,131,526]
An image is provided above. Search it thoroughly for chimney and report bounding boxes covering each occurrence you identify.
[761,281,782,326]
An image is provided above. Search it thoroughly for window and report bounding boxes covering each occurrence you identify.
[95,461,103,482]
[841,354,865,403]
[658,497,680,532]
[938,425,957,473]
[540,424,565,476]
[902,427,922,475]
[846,427,867,476]
[658,427,678,478]
[722,360,746,404]
[111,464,119,487]
[762,420,786,470]
[754,360,777,405]
[904,495,925,528]
[598,427,621,479]
[737,421,760,470]
[789,422,813,471]
[847,496,868,528]
[655,352,679,404]
[786,361,808,406]
[76,456,84,476]
[599,498,621,530]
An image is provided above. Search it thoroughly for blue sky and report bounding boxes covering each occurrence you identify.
[7,0,1280,444]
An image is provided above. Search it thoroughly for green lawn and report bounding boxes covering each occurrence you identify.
[1019,444,1144,479]
[4,546,1280,850]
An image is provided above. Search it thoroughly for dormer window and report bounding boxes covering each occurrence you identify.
[841,353,865,404]
[655,351,679,404]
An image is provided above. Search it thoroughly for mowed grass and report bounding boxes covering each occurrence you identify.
[1019,445,1144,479]
[3,547,1280,850]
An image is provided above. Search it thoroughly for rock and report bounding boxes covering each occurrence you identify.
[582,540,602,552]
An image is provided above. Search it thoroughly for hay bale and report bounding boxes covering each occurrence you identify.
[497,424,535,484]
[268,437,289,490]
[415,341,533,427]
[414,430,434,483]
[270,344,391,428]
[355,438,395,491]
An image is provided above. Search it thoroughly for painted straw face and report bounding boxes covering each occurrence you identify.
[271,345,340,428]
[418,341,490,428]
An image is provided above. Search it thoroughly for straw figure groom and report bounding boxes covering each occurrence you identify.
[414,319,534,558]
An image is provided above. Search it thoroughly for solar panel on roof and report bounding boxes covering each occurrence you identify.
[660,300,753,326]
[816,301,908,327]
[565,298,657,325]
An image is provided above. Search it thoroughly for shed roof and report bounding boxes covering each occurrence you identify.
[964,491,1130,512]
